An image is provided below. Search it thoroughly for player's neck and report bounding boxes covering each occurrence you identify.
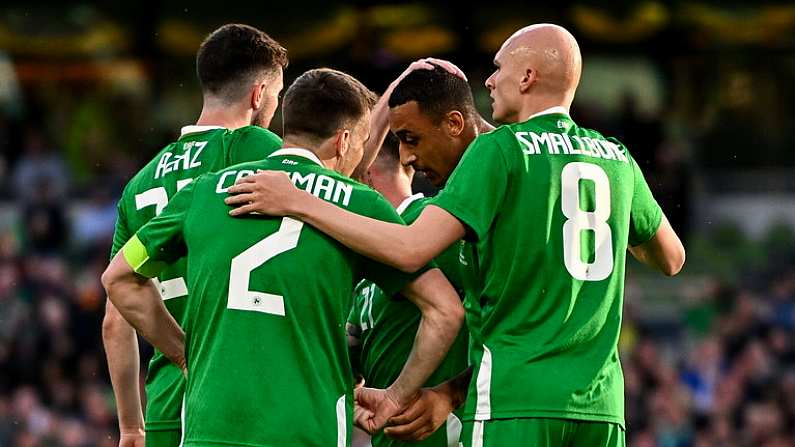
[517,95,572,122]
[281,135,338,171]
[195,102,252,131]
[475,116,495,134]
[372,177,412,209]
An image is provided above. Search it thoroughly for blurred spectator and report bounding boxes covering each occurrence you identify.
[72,187,116,251]
[12,128,69,203]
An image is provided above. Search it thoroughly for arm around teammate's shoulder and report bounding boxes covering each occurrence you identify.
[628,214,685,276]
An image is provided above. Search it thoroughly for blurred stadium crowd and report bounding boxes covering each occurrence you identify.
[1,2,794,446]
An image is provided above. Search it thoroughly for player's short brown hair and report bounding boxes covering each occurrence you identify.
[282,68,377,140]
[196,24,288,101]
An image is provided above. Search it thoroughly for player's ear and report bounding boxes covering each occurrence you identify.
[519,67,536,94]
[335,129,351,159]
[251,82,265,110]
[445,111,465,137]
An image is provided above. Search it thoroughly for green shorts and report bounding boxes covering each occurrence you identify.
[145,429,181,447]
[462,418,625,447]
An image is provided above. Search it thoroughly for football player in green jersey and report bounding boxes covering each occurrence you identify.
[349,134,471,447]
[102,24,287,447]
[101,68,464,447]
[223,24,686,447]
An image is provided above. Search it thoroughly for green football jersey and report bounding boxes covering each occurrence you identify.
[431,109,663,427]
[349,194,472,447]
[122,148,422,447]
[110,125,282,431]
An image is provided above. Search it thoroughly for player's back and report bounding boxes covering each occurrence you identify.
[172,149,411,446]
[110,125,281,430]
[436,110,662,426]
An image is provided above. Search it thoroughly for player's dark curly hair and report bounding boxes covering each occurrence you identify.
[197,24,288,101]
[388,64,476,123]
[282,68,377,140]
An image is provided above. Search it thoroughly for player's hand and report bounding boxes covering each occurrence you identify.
[383,387,455,441]
[354,387,414,434]
[225,171,297,217]
[386,58,468,98]
[421,57,467,81]
[119,428,145,447]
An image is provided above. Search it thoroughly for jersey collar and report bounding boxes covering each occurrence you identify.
[396,193,425,215]
[268,148,325,168]
[527,106,570,120]
[180,125,225,137]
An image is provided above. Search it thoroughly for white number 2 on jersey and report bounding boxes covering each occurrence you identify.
[227,217,304,316]
[561,162,613,281]
[134,178,193,300]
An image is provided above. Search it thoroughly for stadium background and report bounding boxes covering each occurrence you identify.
[0,1,794,446]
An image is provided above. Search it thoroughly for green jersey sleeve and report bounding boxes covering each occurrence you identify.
[110,197,131,260]
[228,127,283,165]
[628,156,663,246]
[431,131,510,241]
[121,178,197,278]
[359,193,430,296]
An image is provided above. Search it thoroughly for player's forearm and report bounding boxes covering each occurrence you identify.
[388,306,463,406]
[353,90,393,181]
[103,268,186,370]
[102,301,144,430]
[291,190,432,272]
[629,215,685,276]
[387,272,465,406]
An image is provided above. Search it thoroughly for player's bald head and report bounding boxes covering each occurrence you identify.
[502,24,581,96]
[487,23,581,122]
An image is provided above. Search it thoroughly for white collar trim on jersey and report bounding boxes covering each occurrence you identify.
[396,193,425,215]
[180,125,224,137]
[527,106,570,120]
[268,147,325,167]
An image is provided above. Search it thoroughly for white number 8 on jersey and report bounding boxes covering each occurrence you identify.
[561,162,613,281]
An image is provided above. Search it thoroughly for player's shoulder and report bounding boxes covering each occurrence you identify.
[398,194,430,224]
[310,169,399,220]
[211,157,272,178]
[467,125,520,158]
[473,124,514,144]
[573,124,634,163]
[228,125,282,144]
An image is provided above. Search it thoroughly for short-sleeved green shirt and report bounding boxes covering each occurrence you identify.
[110,125,282,431]
[431,110,662,427]
[122,148,423,447]
[349,194,472,447]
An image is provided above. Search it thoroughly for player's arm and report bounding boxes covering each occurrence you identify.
[102,299,145,439]
[388,268,464,404]
[102,203,146,439]
[227,175,464,272]
[353,58,468,180]
[628,214,685,276]
[102,247,186,373]
[103,180,196,373]
[227,132,506,274]
[355,268,464,432]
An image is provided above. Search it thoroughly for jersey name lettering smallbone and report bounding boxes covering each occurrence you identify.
[514,131,629,163]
